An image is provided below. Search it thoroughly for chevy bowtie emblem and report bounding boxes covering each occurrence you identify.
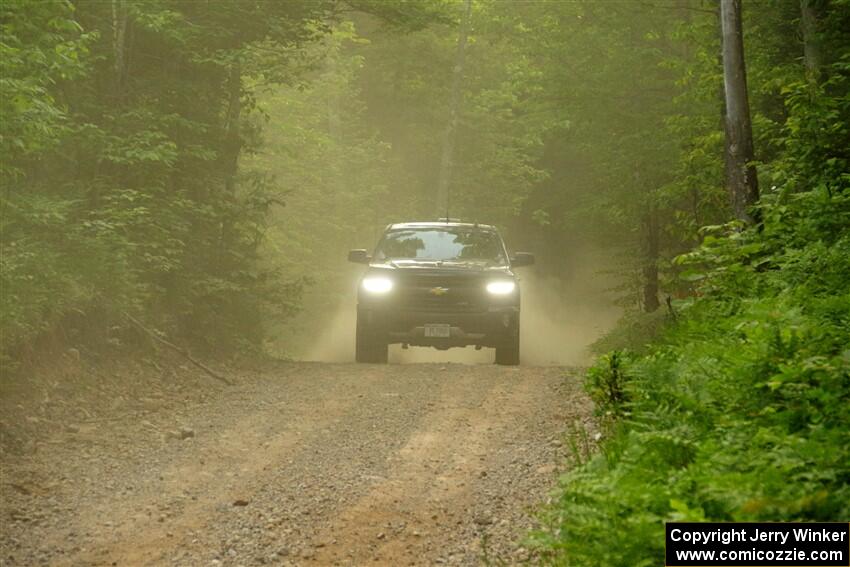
[429,287,449,296]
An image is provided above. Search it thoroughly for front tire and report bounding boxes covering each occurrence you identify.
[355,317,388,363]
[495,323,520,366]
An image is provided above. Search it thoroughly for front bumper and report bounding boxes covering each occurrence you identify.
[357,305,519,348]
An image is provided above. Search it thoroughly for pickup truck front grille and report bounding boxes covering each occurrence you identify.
[393,274,488,313]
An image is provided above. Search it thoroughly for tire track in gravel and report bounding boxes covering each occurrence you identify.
[308,368,546,566]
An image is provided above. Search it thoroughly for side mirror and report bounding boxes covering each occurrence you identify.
[348,249,370,264]
[510,252,535,267]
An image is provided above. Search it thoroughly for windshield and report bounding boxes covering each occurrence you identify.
[374,228,507,264]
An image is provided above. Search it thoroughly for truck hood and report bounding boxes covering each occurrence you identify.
[368,259,514,278]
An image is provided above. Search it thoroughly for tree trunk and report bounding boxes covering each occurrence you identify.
[720,0,759,224]
[220,63,242,259]
[435,0,472,218]
[800,0,821,83]
[327,52,343,222]
[111,0,128,96]
[642,207,660,313]
[223,63,242,195]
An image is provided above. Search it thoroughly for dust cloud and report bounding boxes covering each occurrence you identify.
[517,270,620,366]
[302,257,619,367]
[302,303,356,363]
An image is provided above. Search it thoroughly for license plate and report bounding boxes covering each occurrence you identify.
[424,324,451,338]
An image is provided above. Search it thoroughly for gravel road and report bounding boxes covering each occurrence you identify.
[1,361,592,566]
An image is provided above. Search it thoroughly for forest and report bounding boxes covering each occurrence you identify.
[1,0,848,565]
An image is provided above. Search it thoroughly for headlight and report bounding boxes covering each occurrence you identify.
[486,280,516,295]
[362,275,393,294]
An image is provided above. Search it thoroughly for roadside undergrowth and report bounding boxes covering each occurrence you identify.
[530,189,850,565]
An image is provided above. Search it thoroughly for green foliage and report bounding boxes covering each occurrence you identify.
[535,198,850,565]
[1,0,451,358]
[533,1,850,561]
[0,0,93,179]
[585,351,632,420]
[590,308,669,355]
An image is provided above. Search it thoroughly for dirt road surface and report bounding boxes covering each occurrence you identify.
[1,361,591,566]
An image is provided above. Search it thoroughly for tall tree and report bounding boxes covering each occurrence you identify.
[720,0,759,224]
[435,0,471,218]
[800,0,821,82]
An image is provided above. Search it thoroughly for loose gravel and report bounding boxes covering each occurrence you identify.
[0,360,592,566]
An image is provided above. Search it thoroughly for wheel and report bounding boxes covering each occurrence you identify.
[355,317,388,363]
[495,323,520,366]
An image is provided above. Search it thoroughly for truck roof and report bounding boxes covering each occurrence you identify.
[387,221,497,231]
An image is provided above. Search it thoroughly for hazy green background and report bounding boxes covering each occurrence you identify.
[2,2,849,564]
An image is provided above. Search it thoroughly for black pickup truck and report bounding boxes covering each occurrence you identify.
[348,221,534,365]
